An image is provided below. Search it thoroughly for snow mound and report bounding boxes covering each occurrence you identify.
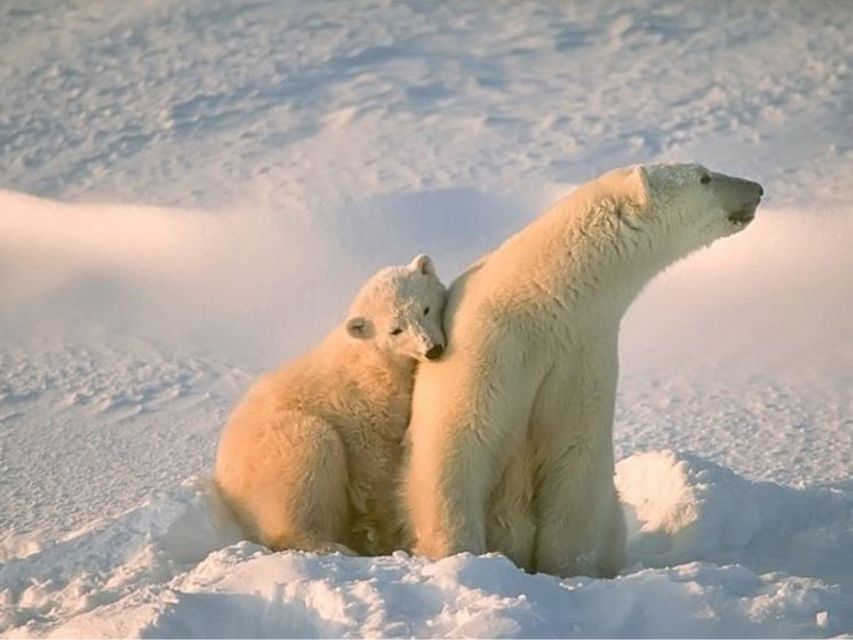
[0,479,242,636]
[2,452,850,638]
[618,451,853,585]
[46,554,848,639]
[619,450,763,565]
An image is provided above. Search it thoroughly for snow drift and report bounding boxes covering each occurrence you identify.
[1,452,849,638]
[0,189,355,361]
[0,188,527,363]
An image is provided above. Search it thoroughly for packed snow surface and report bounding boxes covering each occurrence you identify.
[1,1,852,637]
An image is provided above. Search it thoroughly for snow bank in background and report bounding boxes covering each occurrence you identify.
[0,189,358,361]
[0,187,527,364]
[622,209,853,373]
[4,185,853,374]
[2,452,850,638]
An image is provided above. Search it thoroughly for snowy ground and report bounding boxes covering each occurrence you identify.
[1,1,852,637]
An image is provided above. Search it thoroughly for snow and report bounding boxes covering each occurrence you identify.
[1,0,852,637]
[3,456,850,638]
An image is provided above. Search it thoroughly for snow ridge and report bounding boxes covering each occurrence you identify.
[2,453,850,638]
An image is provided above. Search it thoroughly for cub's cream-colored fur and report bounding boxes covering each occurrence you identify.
[216,255,446,555]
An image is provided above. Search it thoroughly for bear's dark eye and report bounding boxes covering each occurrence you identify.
[424,306,430,316]
[390,328,403,336]
[700,173,711,185]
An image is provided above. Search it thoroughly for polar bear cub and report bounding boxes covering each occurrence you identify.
[215,254,447,555]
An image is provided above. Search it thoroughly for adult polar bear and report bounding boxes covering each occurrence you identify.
[404,163,763,578]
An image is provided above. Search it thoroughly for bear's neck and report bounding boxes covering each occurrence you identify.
[505,200,683,323]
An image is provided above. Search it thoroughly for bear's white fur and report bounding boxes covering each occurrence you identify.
[403,163,763,577]
[216,254,447,555]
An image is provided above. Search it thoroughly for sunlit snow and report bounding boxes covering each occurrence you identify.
[1,1,851,637]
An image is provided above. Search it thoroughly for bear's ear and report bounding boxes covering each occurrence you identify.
[620,165,651,210]
[346,316,373,340]
[409,253,436,277]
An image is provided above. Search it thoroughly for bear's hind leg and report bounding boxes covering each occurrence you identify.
[249,412,353,554]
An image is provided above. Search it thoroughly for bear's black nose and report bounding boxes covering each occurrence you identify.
[425,344,444,360]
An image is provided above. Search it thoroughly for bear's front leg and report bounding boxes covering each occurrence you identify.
[404,402,492,558]
[404,341,541,559]
[530,349,626,578]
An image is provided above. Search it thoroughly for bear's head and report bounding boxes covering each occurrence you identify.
[345,254,447,362]
[602,162,764,258]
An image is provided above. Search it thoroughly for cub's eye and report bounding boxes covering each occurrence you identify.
[424,306,430,316]
[700,173,711,185]
[390,328,403,336]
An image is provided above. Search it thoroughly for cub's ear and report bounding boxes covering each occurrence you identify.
[346,316,373,340]
[409,253,436,276]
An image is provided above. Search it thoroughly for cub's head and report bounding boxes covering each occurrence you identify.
[602,163,764,257]
[345,254,447,362]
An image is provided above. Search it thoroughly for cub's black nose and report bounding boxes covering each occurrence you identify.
[425,344,444,360]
